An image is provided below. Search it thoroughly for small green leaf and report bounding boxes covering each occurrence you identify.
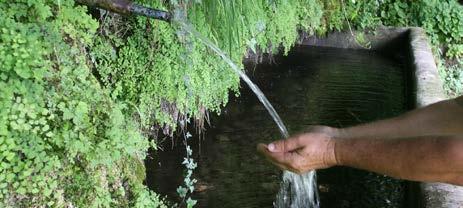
[17,187,26,195]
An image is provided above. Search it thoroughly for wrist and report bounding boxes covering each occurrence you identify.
[324,137,339,167]
[307,125,344,139]
[332,137,350,167]
[332,127,349,139]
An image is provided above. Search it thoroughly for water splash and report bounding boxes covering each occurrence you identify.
[175,20,319,208]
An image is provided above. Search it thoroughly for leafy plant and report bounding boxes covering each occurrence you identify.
[0,0,164,206]
[2,0,463,207]
[176,132,197,208]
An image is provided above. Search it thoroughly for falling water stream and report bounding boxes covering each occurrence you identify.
[177,21,319,208]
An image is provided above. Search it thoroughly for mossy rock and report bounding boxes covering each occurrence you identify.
[122,156,147,185]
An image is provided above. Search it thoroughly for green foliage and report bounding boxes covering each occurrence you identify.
[187,0,323,56]
[321,0,463,96]
[92,0,326,132]
[344,0,382,30]
[1,0,329,206]
[379,0,463,58]
[440,60,463,97]
[2,0,463,207]
[0,0,164,207]
[319,0,463,60]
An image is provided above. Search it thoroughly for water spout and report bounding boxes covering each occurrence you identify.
[176,21,319,208]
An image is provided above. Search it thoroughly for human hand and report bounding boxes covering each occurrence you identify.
[257,126,339,174]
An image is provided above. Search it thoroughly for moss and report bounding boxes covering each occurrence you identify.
[123,156,147,185]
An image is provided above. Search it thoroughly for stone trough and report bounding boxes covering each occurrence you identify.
[300,27,463,208]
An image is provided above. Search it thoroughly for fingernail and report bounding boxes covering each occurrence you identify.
[268,143,275,152]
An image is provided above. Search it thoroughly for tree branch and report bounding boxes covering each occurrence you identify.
[76,0,171,22]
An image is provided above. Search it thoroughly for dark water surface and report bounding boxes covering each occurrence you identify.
[146,46,411,208]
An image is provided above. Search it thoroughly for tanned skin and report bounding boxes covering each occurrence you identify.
[257,96,463,186]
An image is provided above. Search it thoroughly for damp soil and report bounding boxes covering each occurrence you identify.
[145,45,412,208]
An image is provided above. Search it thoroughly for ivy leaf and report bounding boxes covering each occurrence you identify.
[14,66,32,79]
[186,198,197,208]
[176,186,187,198]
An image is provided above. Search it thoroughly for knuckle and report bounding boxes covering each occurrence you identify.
[294,135,305,144]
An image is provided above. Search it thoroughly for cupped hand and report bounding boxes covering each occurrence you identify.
[257,126,339,174]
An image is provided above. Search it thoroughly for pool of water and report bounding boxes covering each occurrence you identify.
[145,46,411,208]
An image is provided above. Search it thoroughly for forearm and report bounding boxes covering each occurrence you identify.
[338,96,463,139]
[334,135,463,185]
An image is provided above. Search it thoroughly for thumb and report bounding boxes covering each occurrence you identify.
[268,136,304,153]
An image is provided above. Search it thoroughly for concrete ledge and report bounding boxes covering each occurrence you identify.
[301,27,408,50]
[409,28,463,208]
[299,27,463,208]
[409,28,446,106]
